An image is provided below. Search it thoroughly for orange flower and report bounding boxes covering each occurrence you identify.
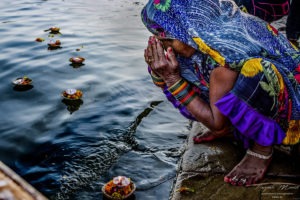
[104,180,133,197]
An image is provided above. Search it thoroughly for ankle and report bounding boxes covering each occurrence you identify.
[211,126,233,136]
[251,143,273,156]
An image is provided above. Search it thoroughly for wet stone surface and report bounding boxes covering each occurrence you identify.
[170,122,300,200]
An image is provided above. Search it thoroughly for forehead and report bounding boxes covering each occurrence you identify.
[155,36,174,42]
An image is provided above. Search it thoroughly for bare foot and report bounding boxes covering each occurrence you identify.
[193,127,232,144]
[224,144,273,186]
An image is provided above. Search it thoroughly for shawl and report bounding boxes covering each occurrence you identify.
[141,0,300,119]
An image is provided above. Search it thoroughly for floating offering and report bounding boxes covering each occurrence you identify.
[69,57,85,64]
[35,37,45,42]
[45,26,60,33]
[102,176,136,200]
[48,40,61,48]
[12,76,32,86]
[12,76,33,91]
[62,89,83,100]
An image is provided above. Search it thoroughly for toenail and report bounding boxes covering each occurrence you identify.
[224,176,230,183]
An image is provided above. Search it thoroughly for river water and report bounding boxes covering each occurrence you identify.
[0,0,190,199]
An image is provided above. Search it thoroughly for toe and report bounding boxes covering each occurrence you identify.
[193,136,202,143]
[224,176,231,183]
[224,170,237,184]
[229,175,240,186]
[193,131,216,143]
[230,179,238,186]
[193,135,207,143]
[237,178,247,186]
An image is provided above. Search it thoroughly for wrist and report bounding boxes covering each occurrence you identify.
[164,75,182,87]
[167,78,197,106]
[150,71,165,88]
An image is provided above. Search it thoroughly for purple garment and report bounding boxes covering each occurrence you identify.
[148,65,196,120]
[215,92,286,148]
[163,85,196,120]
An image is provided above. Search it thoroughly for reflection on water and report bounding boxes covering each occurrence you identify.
[61,99,83,114]
[13,85,34,92]
[0,0,189,199]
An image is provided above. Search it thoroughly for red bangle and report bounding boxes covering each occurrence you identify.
[168,79,197,106]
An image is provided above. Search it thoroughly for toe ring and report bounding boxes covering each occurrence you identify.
[240,178,247,185]
[231,176,238,182]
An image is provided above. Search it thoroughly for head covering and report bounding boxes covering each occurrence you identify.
[142,0,298,66]
[141,0,300,119]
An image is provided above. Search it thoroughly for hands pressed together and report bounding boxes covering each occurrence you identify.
[144,36,181,87]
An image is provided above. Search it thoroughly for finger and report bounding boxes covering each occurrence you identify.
[150,37,159,62]
[166,47,178,66]
[144,49,150,63]
[147,38,155,57]
[156,40,165,61]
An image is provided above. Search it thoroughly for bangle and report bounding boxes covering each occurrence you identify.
[168,79,197,106]
[150,71,165,88]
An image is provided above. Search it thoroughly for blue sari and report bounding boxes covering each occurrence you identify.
[141,0,300,147]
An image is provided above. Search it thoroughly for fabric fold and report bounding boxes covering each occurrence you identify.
[215,93,286,147]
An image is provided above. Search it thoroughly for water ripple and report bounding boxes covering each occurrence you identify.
[1,0,188,200]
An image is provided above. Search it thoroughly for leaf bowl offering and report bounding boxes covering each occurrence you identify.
[12,76,32,86]
[69,57,85,64]
[45,26,60,33]
[35,37,45,42]
[102,176,136,200]
[48,40,61,48]
[61,89,83,100]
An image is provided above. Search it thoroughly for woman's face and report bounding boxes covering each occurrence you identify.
[156,37,196,58]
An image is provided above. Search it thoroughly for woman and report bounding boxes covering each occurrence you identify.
[234,0,290,22]
[142,0,300,186]
[234,0,300,45]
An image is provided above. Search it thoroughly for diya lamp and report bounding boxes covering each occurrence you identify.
[102,176,136,199]
[48,40,61,49]
[12,76,33,91]
[69,56,85,68]
[113,176,130,187]
[12,76,32,86]
[45,26,61,34]
[61,88,83,100]
[35,37,45,42]
[69,57,85,64]
[61,89,83,114]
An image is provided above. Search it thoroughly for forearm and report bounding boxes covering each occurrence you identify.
[166,77,229,131]
[165,67,238,131]
[184,95,229,131]
[147,66,197,120]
